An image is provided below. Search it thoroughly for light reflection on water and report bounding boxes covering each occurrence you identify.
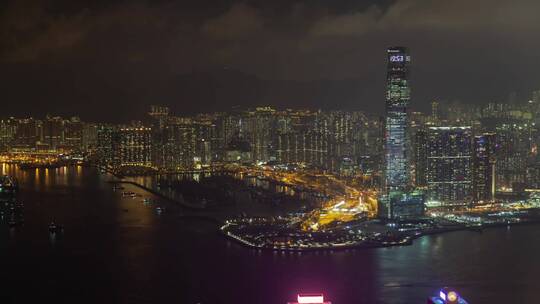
[0,163,539,304]
[124,173,324,210]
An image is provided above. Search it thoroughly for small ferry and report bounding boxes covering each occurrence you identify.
[49,222,64,234]
[121,191,137,197]
[428,288,469,304]
[112,185,125,191]
[287,293,331,304]
[0,175,19,195]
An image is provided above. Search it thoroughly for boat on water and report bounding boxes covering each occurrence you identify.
[0,175,19,195]
[121,191,137,197]
[287,293,331,304]
[49,222,64,234]
[112,185,125,190]
[428,288,469,304]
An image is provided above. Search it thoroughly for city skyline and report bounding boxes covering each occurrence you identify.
[3,2,540,303]
[2,0,540,121]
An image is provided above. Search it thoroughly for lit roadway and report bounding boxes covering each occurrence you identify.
[426,201,539,217]
[227,164,378,231]
[0,151,63,164]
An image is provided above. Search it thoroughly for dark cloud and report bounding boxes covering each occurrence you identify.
[1,0,540,121]
[202,3,263,40]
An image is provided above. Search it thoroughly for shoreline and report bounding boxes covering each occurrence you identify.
[220,217,540,252]
[108,180,207,210]
[90,166,540,253]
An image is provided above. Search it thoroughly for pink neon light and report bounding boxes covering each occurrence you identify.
[297,294,324,304]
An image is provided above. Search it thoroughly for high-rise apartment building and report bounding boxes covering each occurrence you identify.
[414,129,428,187]
[96,125,115,167]
[473,133,496,202]
[63,117,83,151]
[42,115,64,150]
[0,118,17,151]
[113,126,152,168]
[427,126,473,206]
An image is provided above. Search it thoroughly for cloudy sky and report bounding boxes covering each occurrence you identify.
[2,0,540,121]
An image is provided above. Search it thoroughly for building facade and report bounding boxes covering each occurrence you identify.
[113,127,152,168]
[473,133,496,202]
[427,126,473,206]
[383,47,411,192]
[379,47,424,219]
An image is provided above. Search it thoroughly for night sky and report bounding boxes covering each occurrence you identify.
[2,0,540,121]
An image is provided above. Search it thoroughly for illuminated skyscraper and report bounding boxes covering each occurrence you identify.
[414,129,428,187]
[63,117,83,151]
[495,123,529,189]
[427,126,473,206]
[431,101,439,122]
[0,118,17,151]
[162,122,196,170]
[42,115,64,151]
[383,46,411,192]
[113,126,153,168]
[13,118,39,149]
[473,133,496,202]
[379,47,424,219]
[148,105,170,169]
[96,124,115,167]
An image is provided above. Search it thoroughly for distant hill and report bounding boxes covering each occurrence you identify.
[165,68,380,114]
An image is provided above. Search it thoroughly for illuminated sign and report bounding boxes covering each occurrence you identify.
[390,55,404,62]
[297,294,324,304]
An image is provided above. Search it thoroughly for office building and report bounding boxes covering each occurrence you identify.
[379,46,424,219]
[383,46,411,192]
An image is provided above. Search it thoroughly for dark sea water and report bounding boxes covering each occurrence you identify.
[1,164,539,304]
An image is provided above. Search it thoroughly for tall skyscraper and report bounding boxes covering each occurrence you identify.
[162,122,196,170]
[148,105,170,170]
[113,126,153,169]
[383,46,411,192]
[427,126,473,206]
[473,133,497,202]
[64,117,83,151]
[13,118,39,149]
[414,129,428,187]
[379,47,424,219]
[96,124,115,167]
[42,115,64,151]
[495,124,529,189]
[0,118,17,151]
[431,101,439,122]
